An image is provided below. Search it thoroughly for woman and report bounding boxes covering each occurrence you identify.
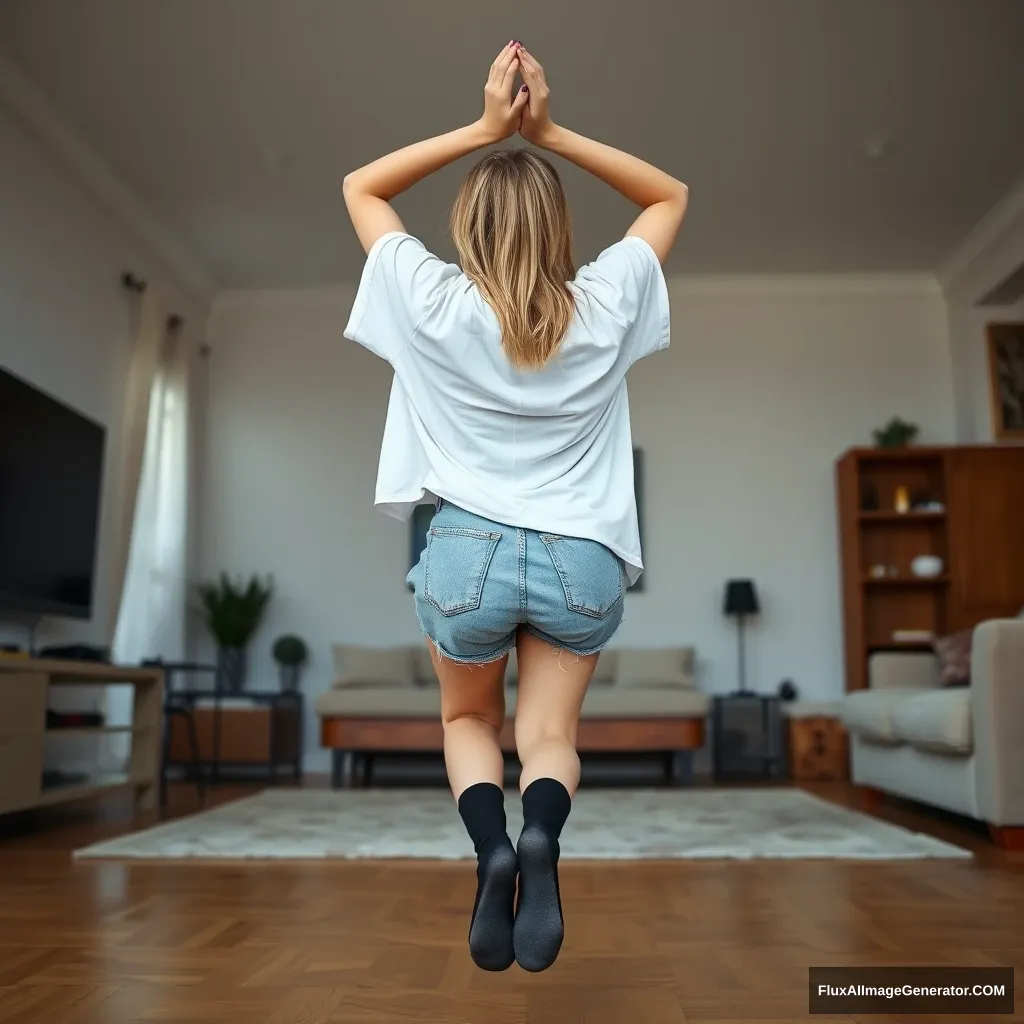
[342,42,687,973]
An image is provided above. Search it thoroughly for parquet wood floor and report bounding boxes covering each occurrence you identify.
[0,780,1020,1023]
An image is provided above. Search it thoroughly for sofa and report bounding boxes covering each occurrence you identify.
[840,617,1024,848]
[315,642,709,787]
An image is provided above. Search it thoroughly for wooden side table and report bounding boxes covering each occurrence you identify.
[783,702,849,781]
[167,690,303,783]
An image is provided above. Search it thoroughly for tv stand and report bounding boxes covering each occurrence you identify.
[36,643,110,663]
[0,658,164,816]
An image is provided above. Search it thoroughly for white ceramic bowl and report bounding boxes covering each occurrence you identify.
[911,555,944,578]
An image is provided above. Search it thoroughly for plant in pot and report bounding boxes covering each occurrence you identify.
[272,635,308,692]
[196,573,273,693]
[872,416,919,450]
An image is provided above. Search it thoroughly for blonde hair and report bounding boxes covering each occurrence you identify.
[449,149,575,370]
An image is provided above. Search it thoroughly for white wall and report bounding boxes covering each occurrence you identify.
[0,102,206,649]
[0,101,208,768]
[205,276,955,772]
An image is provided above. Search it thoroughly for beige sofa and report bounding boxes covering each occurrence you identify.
[316,643,709,787]
[840,618,1024,848]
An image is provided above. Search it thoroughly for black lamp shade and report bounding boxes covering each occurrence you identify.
[724,579,759,616]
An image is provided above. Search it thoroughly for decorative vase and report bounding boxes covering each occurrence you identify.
[911,555,944,578]
[278,664,300,692]
[217,646,247,693]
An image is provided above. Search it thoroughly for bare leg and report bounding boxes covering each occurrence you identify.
[514,630,597,796]
[432,643,508,799]
[430,642,516,971]
[511,630,599,972]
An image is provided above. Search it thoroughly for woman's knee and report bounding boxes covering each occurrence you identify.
[443,705,505,732]
[514,723,576,763]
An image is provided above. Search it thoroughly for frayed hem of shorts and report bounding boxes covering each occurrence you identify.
[414,619,514,667]
[520,620,623,659]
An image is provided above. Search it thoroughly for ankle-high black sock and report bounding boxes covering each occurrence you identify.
[514,778,572,972]
[457,783,517,971]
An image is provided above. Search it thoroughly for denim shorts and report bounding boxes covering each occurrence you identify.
[406,499,626,664]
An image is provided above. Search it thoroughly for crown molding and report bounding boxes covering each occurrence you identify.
[937,173,1024,296]
[0,47,215,309]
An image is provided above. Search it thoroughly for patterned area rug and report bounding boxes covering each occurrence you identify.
[74,787,970,861]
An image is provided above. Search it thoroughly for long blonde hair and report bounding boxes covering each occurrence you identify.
[449,149,575,370]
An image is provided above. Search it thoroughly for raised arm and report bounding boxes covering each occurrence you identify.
[517,48,688,264]
[343,42,530,253]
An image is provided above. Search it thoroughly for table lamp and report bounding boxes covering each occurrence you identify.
[723,578,760,695]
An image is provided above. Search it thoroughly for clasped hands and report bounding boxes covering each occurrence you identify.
[478,41,555,147]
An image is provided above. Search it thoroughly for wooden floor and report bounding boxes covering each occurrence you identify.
[0,779,1021,1024]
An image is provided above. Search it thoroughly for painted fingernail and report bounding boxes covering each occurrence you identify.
[521,85,528,92]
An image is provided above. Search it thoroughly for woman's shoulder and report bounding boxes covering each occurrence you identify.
[568,235,671,360]
[572,236,663,293]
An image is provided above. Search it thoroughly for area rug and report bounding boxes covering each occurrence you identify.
[74,787,970,861]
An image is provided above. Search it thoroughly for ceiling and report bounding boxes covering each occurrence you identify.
[2,0,1024,289]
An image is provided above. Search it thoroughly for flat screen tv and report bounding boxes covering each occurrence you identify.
[0,367,106,619]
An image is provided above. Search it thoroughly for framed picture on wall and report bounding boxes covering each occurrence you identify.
[631,446,646,593]
[406,447,647,591]
[988,322,1024,441]
[407,503,435,590]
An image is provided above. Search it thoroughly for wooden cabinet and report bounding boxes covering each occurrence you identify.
[0,674,47,813]
[787,715,849,782]
[168,704,301,765]
[0,660,163,815]
[836,446,1024,691]
[946,447,1024,629]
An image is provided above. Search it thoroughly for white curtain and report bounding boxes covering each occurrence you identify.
[104,323,191,766]
[112,326,190,664]
[107,289,167,636]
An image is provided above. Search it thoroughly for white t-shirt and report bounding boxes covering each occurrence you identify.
[343,230,670,585]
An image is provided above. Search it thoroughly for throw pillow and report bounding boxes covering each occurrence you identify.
[933,629,972,687]
[590,649,618,686]
[615,648,695,688]
[412,644,438,686]
[332,644,415,688]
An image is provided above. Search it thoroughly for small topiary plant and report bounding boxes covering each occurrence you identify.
[272,635,308,692]
[272,635,308,666]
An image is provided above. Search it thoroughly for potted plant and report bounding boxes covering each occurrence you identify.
[196,573,273,692]
[272,634,308,692]
[872,416,919,449]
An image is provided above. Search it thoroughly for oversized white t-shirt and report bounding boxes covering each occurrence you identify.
[343,230,670,585]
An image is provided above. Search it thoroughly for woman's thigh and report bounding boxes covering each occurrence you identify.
[429,641,509,729]
[513,629,596,751]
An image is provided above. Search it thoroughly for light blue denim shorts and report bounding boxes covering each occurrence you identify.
[406,499,626,664]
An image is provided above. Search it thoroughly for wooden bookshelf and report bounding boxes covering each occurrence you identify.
[836,445,1024,691]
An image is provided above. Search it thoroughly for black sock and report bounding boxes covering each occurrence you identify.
[457,782,516,971]
[521,777,572,838]
[514,778,572,972]
[457,782,509,859]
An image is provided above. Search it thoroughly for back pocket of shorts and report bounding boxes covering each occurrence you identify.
[540,534,623,618]
[424,526,501,616]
